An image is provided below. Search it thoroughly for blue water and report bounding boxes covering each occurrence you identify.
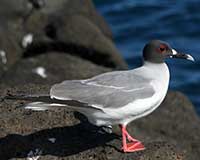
[94,0,200,114]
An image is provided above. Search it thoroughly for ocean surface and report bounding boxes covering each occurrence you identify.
[94,0,200,114]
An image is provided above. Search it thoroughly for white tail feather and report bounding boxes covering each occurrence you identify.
[24,102,66,111]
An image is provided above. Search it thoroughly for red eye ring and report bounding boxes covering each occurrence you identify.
[157,44,167,54]
[160,47,165,52]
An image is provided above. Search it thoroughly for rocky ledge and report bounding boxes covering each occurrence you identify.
[0,0,199,160]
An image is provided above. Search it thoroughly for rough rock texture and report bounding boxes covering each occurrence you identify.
[23,0,127,69]
[0,27,23,68]
[0,0,127,79]
[0,0,199,160]
[0,0,31,71]
[1,52,111,86]
[126,91,200,160]
[0,86,188,160]
[54,15,125,68]
[25,0,113,39]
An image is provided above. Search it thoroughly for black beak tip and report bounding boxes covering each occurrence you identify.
[171,51,195,62]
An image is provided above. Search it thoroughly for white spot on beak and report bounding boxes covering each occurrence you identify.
[32,67,47,78]
[0,50,7,64]
[22,33,33,48]
[186,54,195,62]
[172,49,177,55]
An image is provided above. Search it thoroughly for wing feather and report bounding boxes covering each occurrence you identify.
[50,71,155,108]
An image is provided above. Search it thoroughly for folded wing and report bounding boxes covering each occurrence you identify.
[50,70,155,109]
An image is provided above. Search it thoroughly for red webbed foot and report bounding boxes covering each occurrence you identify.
[120,125,145,153]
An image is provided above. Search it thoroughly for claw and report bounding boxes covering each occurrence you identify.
[122,141,145,152]
[126,133,138,142]
[120,124,145,153]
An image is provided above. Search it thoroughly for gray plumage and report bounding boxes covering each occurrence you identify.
[50,70,155,109]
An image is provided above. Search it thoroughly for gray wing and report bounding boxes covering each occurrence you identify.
[50,70,155,109]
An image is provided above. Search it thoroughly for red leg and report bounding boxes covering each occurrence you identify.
[120,125,145,152]
[121,125,127,151]
[123,128,138,142]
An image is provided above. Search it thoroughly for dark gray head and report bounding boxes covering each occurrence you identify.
[143,40,194,63]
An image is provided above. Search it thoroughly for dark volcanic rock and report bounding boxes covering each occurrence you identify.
[40,0,113,39]
[0,0,126,77]
[1,52,111,86]
[0,85,187,160]
[0,0,31,21]
[23,0,127,69]
[0,27,24,78]
[0,0,199,160]
[0,1,31,76]
[24,0,113,39]
[55,15,126,69]
[124,91,200,160]
[0,27,22,68]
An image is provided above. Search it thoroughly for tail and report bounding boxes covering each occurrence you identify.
[24,102,67,111]
[4,94,67,111]
[4,94,100,111]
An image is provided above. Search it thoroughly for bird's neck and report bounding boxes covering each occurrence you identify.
[143,61,168,69]
[142,61,170,83]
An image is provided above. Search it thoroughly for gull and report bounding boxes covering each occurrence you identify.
[6,40,194,152]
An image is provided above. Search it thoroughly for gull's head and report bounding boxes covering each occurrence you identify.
[143,40,195,63]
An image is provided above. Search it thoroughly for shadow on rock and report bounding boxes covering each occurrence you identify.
[0,114,118,159]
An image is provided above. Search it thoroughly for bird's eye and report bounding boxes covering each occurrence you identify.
[160,47,165,52]
[158,44,167,53]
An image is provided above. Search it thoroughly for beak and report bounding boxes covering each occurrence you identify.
[170,49,195,62]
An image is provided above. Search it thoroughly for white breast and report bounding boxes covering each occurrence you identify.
[94,62,170,126]
[81,62,170,126]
